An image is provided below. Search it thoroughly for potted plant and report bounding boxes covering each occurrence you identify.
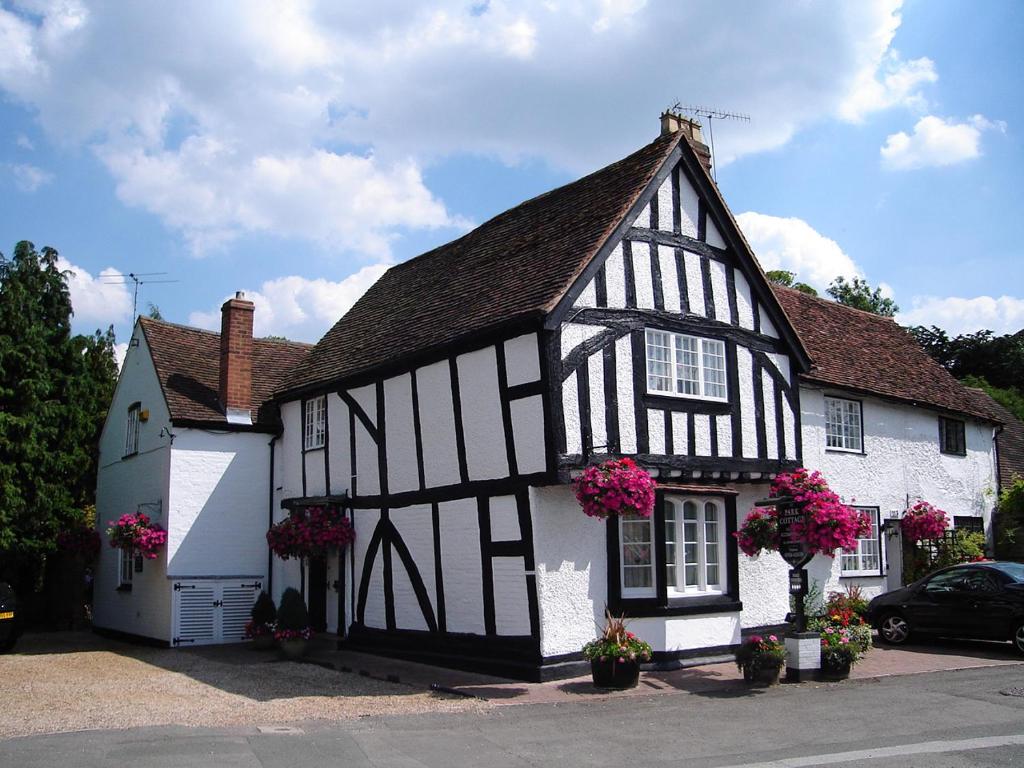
[267,506,354,560]
[819,626,861,680]
[274,587,312,660]
[735,634,786,686]
[572,458,656,520]
[582,610,652,689]
[245,591,277,650]
[106,512,168,559]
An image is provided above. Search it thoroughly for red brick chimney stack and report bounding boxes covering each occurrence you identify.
[660,112,713,176]
[219,291,255,424]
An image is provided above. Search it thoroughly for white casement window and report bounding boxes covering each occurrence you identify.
[619,496,727,598]
[665,498,725,595]
[645,329,727,401]
[304,396,326,450]
[119,547,134,588]
[124,402,140,457]
[841,507,881,576]
[825,396,862,452]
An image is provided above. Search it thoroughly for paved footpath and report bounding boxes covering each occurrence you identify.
[3,661,1024,767]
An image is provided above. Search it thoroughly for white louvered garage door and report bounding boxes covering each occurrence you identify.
[172,579,262,646]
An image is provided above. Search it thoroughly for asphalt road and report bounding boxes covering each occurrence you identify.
[3,664,1023,767]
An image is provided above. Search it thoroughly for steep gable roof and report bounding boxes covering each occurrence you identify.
[963,389,1024,488]
[283,132,685,395]
[139,317,311,429]
[772,285,996,421]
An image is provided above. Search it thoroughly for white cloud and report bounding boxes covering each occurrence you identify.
[881,114,1006,170]
[898,295,1024,336]
[735,212,862,291]
[8,162,53,192]
[188,264,389,342]
[56,257,133,329]
[112,342,128,371]
[0,0,931,249]
[15,134,34,150]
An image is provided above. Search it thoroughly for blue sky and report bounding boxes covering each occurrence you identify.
[0,0,1020,364]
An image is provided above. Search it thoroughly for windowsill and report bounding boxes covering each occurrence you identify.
[840,572,883,579]
[302,445,325,454]
[646,389,728,405]
[824,448,865,456]
[116,584,133,592]
[939,451,967,457]
[122,452,138,460]
[611,595,742,618]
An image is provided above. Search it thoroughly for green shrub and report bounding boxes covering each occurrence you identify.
[276,587,310,632]
[251,591,277,626]
[997,476,1024,559]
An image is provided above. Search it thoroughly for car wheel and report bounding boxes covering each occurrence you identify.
[879,613,912,645]
[1013,623,1024,656]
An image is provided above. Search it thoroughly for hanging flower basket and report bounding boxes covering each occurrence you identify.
[57,525,101,560]
[572,458,656,520]
[734,469,871,558]
[267,506,355,561]
[106,512,167,559]
[899,501,948,543]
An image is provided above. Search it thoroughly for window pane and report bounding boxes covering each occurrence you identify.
[665,504,677,588]
[683,501,699,587]
[646,330,673,392]
[675,336,700,395]
[621,515,653,591]
[701,340,727,399]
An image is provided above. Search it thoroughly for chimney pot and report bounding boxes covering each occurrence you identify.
[219,291,255,424]
[659,111,713,176]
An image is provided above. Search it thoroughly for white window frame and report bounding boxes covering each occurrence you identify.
[619,514,656,598]
[645,329,727,402]
[825,396,863,452]
[124,402,140,457]
[665,497,727,596]
[304,395,326,450]
[841,506,882,577]
[118,547,134,588]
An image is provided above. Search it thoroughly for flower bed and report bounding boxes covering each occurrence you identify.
[105,512,167,559]
[267,506,354,560]
[573,458,656,520]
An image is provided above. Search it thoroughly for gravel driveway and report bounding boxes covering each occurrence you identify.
[1,632,485,739]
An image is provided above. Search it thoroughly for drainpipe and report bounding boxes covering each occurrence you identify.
[267,434,279,596]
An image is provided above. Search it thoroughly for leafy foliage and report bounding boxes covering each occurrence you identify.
[0,242,118,589]
[582,610,652,663]
[996,476,1024,559]
[826,276,899,316]
[274,587,311,640]
[903,529,988,584]
[764,269,818,296]
[735,633,786,673]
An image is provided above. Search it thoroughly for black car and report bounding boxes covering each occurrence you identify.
[867,562,1024,655]
[0,582,20,653]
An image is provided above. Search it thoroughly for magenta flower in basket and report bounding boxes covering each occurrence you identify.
[572,458,656,520]
[734,469,871,557]
[899,501,948,543]
[106,512,168,559]
[267,506,355,560]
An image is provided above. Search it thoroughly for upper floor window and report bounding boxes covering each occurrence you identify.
[304,395,326,450]
[825,396,862,452]
[124,402,140,457]
[939,417,966,456]
[841,507,881,576]
[645,329,727,401]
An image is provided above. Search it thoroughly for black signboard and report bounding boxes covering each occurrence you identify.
[777,503,810,568]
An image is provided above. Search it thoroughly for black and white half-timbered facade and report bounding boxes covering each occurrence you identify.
[271,115,813,678]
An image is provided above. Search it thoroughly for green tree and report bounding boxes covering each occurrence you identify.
[0,242,117,590]
[826,276,899,316]
[764,269,818,296]
[147,303,163,320]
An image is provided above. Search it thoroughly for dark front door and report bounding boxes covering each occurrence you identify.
[308,557,328,632]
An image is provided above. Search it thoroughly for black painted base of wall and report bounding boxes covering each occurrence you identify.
[92,625,170,648]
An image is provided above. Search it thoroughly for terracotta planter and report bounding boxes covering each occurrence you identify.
[742,664,782,687]
[820,656,852,681]
[278,637,308,660]
[590,657,641,690]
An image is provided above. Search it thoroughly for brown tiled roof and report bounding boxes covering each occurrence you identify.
[771,286,997,421]
[139,317,311,428]
[283,131,684,394]
[964,389,1024,488]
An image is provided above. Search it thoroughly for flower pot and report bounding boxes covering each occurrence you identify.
[278,637,308,660]
[590,657,641,690]
[820,656,852,681]
[250,633,275,651]
[742,664,782,687]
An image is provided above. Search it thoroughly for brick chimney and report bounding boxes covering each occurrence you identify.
[219,291,255,425]
[660,112,713,176]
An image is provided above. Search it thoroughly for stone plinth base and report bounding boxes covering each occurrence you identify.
[786,631,821,682]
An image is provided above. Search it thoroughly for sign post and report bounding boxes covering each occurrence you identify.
[759,497,820,681]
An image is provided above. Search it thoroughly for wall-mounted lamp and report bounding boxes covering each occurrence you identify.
[139,409,150,422]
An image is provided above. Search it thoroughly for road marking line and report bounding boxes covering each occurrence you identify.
[713,733,1024,768]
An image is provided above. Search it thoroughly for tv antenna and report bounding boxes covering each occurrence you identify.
[669,103,750,181]
[99,272,179,320]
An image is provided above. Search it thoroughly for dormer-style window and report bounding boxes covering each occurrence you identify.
[939,417,966,456]
[304,396,326,450]
[645,329,727,401]
[124,402,141,457]
[825,396,862,452]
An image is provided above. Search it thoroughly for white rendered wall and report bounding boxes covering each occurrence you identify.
[93,324,174,642]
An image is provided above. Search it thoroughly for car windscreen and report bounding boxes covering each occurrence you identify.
[990,563,1024,583]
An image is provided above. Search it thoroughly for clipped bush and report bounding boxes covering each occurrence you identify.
[251,591,276,626]
[275,587,311,641]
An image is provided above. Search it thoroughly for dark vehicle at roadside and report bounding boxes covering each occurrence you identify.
[0,581,20,652]
[867,562,1024,655]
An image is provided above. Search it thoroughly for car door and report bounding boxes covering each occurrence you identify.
[955,569,1015,640]
[909,568,970,634]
